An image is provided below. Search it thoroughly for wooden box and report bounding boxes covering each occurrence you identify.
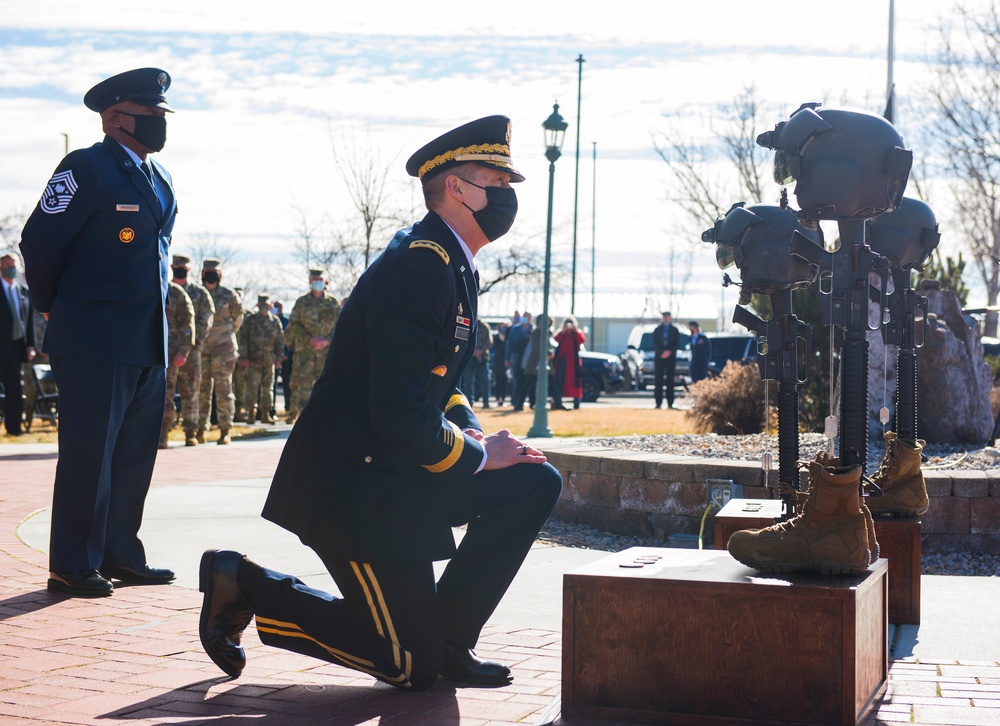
[713,498,783,550]
[714,499,920,625]
[562,547,887,726]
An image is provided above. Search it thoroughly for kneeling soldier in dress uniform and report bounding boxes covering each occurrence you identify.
[197,116,562,690]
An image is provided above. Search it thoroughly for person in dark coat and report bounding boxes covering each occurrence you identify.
[0,254,36,435]
[688,320,712,383]
[198,116,562,691]
[653,311,680,409]
[19,68,177,597]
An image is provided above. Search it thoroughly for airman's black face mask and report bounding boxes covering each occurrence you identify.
[121,113,167,152]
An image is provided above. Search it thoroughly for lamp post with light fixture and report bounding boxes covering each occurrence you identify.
[528,103,568,438]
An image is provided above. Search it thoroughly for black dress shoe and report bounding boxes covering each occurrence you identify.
[48,570,114,597]
[199,549,254,679]
[441,643,512,686]
[102,564,176,584]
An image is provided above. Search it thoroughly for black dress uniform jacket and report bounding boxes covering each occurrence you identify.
[20,136,174,366]
[263,211,486,563]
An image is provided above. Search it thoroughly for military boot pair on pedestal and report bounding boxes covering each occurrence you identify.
[728,453,877,575]
[728,433,929,576]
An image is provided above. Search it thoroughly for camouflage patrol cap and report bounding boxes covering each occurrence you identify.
[202,258,222,271]
[308,269,325,278]
[258,294,270,305]
[172,253,191,267]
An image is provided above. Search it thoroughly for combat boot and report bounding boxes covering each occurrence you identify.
[866,432,929,517]
[218,429,231,446]
[246,405,257,424]
[233,409,247,423]
[728,453,873,575]
[185,430,199,447]
[196,428,207,444]
[260,409,275,424]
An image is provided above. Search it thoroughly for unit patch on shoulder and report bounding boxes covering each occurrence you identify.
[40,170,79,214]
[409,239,450,265]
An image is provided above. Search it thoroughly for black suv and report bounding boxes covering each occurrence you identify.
[578,350,625,402]
[704,332,757,376]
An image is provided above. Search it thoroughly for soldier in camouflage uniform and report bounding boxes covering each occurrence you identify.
[238,294,285,424]
[159,281,195,448]
[197,259,243,445]
[232,287,250,422]
[285,269,341,422]
[170,254,215,446]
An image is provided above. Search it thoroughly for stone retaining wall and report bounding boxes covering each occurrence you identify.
[540,440,1000,554]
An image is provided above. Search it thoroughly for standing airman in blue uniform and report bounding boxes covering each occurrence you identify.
[197,116,562,690]
[20,68,178,597]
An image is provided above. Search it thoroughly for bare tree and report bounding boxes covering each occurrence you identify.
[652,83,774,233]
[286,202,364,297]
[183,232,243,271]
[1,211,28,257]
[329,127,412,269]
[476,233,551,295]
[924,1,1000,336]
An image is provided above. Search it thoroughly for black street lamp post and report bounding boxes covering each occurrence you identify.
[528,103,568,438]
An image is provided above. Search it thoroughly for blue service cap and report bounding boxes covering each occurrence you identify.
[84,68,173,113]
[406,115,524,183]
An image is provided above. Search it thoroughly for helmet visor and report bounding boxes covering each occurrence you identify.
[773,149,797,185]
[716,242,737,270]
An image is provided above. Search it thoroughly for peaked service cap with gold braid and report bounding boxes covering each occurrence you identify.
[405,115,524,183]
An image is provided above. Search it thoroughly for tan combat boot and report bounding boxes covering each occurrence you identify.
[196,428,207,444]
[233,408,247,423]
[217,429,230,445]
[184,430,199,447]
[728,453,873,575]
[866,432,929,517]
[260,409,274,424]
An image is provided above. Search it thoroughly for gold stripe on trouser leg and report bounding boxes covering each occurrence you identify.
[351,561,413,684]
[254,615,409,684]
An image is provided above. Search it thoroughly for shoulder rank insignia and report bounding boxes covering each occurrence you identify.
[40,170,78,215]
[409,239,450,265]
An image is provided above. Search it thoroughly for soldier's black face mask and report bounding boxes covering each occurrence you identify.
[172,267,187,280]
[121,113,167,152]
[203,271,219,284]
[458,178,518,242]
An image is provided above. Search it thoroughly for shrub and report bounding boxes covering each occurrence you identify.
[687,361,766,435]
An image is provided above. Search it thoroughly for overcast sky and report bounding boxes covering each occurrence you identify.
[0,0,963,323]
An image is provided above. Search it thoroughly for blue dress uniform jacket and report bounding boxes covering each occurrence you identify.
[263,211,487,563]
[18,137,175,574]
[20,136,173,366]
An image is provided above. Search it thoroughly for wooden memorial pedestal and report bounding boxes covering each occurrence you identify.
[562,548,887,726]
[714,498,921,624]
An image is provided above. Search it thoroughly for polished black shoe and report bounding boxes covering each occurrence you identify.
[199,549,254,679]
[102,564,176,584]
[47,570,114,597]
[441,643,512,686]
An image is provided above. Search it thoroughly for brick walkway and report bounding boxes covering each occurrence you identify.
[1,435,998,724]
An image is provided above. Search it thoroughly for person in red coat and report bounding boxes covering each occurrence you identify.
[553,316,585,409]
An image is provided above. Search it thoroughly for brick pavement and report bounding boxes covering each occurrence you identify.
[1,434,999,725]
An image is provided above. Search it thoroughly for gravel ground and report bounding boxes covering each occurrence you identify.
[583,432,1000,471]
[538,432,999,576]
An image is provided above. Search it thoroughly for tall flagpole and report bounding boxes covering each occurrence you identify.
[571,54,585,314]
[590,141,597,343]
